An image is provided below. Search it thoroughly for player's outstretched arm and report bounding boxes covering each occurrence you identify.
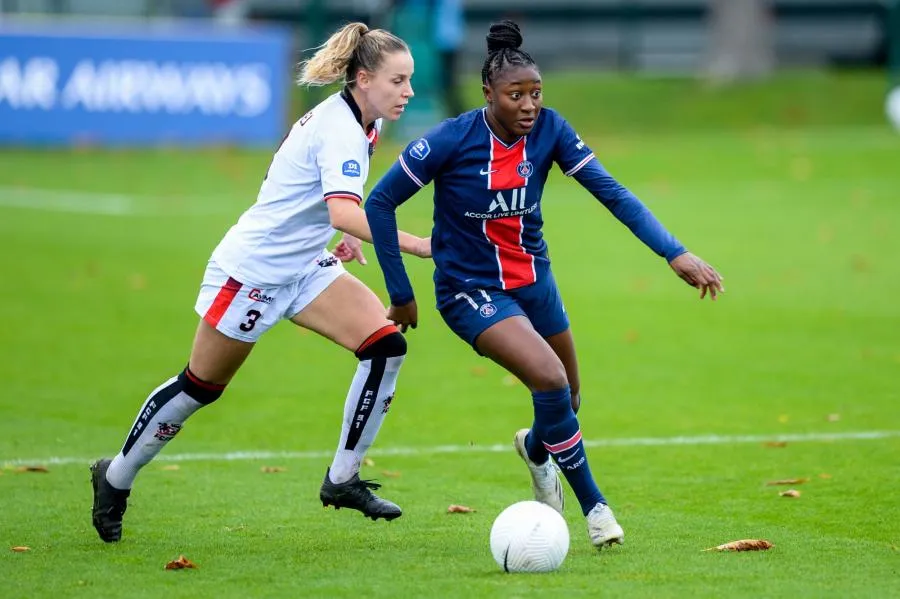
[571,159,724,300]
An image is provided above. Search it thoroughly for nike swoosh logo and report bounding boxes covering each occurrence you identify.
[479,168,498,175]
[557,451,578,463]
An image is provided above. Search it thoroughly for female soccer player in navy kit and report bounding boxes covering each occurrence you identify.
[90,23,430,543]
[365,21,724,549]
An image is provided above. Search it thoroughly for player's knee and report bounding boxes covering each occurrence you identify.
[356,326,407,360]
[179,366,226,405]
[529,362,569,393]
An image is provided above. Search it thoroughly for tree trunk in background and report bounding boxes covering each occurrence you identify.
[706,0,775,82]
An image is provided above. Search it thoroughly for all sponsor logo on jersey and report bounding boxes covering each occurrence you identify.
[248,288,275,304]
[464,187,537,219]
[409,138,430,160]
[342,159,361,177]
[516,160,534,178]
[479,303,497,318]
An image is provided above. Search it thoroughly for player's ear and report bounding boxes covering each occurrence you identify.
[356,69,371,90]
[482,84,492,104]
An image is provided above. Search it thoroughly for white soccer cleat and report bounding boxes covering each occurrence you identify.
[586,502,625,549]
[514,428,565,514]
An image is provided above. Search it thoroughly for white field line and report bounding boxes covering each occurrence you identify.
[0,186,234,216]
[4,430,898,468]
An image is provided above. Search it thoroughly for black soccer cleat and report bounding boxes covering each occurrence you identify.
[319,468,402,521]
[90,458,130,543]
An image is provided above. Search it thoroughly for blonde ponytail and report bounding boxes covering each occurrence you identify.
[298,22,408,87]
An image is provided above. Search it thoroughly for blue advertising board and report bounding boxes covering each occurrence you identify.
[0,20,292,145]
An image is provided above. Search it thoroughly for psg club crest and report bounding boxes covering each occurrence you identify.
[479,303,497,318]
[516,160,534,178]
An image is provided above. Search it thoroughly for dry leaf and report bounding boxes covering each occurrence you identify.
[161,465,181,471]
[447,504,475,513]
[380,470,401,478]
[766,477,809,486]
[15,466,49,473]
[779,489,801,498]
[704,539,774,552]
[165,555,198,570]
[777,414,790,423]
[501,374,519,387]
[827,413,840,422]
[11,546,30,552]
[261,466,286,473]
[470,366,487,377]
[763,441,787,448]
[362,457,375,467]
[818,473,832,479]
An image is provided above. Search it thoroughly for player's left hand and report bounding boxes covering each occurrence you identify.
[333,234,367,265]
[669,252,724,300]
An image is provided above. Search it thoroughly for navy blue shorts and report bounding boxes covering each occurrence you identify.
[436,272,570,350]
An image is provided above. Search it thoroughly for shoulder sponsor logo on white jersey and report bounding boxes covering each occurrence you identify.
[409,138,430,160]
[464,187,536,219]
[248,288,275,304]
[342,159,361,177]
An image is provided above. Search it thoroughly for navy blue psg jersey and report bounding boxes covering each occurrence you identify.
[396,107,594,291]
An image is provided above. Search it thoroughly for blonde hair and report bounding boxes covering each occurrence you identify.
[298,22,408,87]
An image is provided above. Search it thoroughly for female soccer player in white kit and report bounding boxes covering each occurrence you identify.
[90,23,429,542]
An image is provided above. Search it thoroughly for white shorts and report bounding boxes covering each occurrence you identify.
[194,250,346,342]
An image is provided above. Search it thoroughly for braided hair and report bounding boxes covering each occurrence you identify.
[480,20,537,86]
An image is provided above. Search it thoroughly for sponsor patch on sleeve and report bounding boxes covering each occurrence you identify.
[342,159,361,177]
[409,138,430,161]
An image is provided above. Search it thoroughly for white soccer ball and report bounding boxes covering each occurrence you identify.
[489,500,570,573]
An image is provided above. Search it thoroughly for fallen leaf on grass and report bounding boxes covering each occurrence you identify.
[165,555,198,570]
[15,466,49,473]
[380,470,401,478]
[779,489,801,498]
[161,465,181,471]
[704,539,774,552]
[261,466,286,473]
[11,546,30,552]
[827,413,841,422]
[470,366,487,377]
[447,505,475,514]
[763,441,788,448]
[766,478,809,486]
[362,457,375,467]
[818,473,832,479]
[777,414,790,423]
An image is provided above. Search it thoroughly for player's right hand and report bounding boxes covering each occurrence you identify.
[388,300,418,333]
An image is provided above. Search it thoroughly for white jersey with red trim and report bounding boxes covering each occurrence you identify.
[212,91,380,287]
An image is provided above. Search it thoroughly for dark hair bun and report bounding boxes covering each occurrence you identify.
[486,20,522,54]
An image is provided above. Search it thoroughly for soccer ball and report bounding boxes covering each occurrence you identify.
[489,500,570,573]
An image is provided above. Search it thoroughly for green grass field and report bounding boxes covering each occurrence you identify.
[1,72,899,598]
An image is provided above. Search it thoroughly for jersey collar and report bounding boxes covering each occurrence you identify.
[341,86,377,135]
